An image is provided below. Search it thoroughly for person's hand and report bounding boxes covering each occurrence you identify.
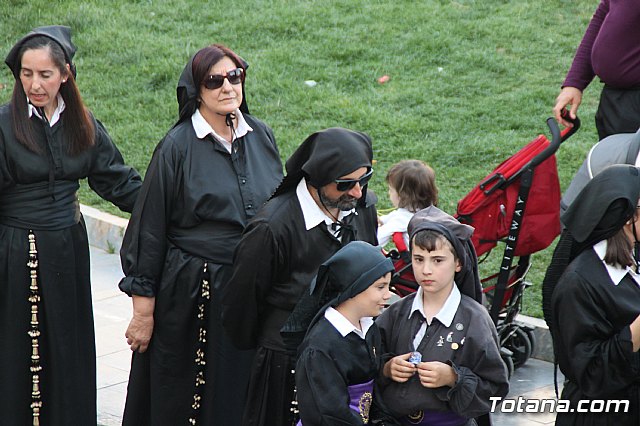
[377,216,384,227]
[630,313,640,352]
[416,361,457,388]
[383,352,417,383]
[125,295,155,353]
[553,86,582,128]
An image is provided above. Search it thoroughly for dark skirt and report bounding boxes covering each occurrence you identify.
[122,243,254,426]
[242,346,296,426]
[0,221,97,425]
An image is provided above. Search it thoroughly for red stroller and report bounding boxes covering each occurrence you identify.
[387,116,579,376]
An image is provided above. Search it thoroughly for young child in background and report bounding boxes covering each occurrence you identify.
[282,241,398,425]
[375,206,509,426]
[377,160,438,249]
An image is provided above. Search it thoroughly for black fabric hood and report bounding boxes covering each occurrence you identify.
[273,127,373,198]
[562,164,640,248]
[5,25,76,78]
[175,51,249,125]
[281,241,394,353]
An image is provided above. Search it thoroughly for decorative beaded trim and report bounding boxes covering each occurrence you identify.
[188,262,210,425]
[27,231,43,425]
[289,370,299,418]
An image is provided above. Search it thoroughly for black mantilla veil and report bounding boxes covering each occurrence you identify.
[175,46,249,127]
[281,241,395,354]
[407,205,483,303]
[271,127,375,205]
[5,25,77,78]
[542,164,640,331]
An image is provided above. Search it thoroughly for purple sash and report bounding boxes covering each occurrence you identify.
[297,379,374,425]
[402,409,468,426]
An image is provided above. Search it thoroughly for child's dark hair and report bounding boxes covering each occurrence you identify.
[604,225,635,268]
[386,160,438,212]
[411,229,459,263]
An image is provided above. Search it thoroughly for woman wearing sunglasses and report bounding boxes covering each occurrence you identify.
[119,44,283,426]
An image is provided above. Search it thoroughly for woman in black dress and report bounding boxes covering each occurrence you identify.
[119,43,283,425]
[0,26,142,425]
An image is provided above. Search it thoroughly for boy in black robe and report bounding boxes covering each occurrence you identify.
[287,241,396,425]
[222,127,379,426]
[376,206,509,425]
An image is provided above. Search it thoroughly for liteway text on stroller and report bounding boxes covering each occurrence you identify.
[489,396,629,414]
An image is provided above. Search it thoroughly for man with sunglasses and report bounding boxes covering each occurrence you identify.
[222,127,379,426]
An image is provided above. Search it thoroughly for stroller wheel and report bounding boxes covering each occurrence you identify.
[500,347,515,379]
[502,325,532,369]
[524,326,537,355]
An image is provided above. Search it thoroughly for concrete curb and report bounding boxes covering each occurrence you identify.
[79,204,555,363]
[515,314,554,363]
[81,204,127,254]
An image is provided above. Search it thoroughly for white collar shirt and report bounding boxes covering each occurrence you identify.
[191,108,252,153]
[409,284,461,350]
[324,306,373,339]
[593,240,640,286]
[28,94,65,126]
[296,178,355,239]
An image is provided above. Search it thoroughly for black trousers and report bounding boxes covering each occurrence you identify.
[595,85,640,140]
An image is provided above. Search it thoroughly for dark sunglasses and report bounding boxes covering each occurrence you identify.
[202,68,244,90]
[334,169,374,192]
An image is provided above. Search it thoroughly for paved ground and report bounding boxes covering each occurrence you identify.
[90,245,562,425]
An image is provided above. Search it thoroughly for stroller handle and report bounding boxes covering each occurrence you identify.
[559,109,581,142]
[529,117,564,168]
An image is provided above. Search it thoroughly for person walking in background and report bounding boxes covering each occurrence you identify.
[119,44,283,425]
[552,0,640,140]
[222,127,379,426]
[377,159,438,249]
[0,26,142,425]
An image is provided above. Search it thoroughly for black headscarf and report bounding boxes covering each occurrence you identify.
[562,164,640,249]
[175,49,249,126]
[281,241,395,353]
[5,25,77,78]
[272,127,374,201]
[542,164,640,329]
[407,205,483,303]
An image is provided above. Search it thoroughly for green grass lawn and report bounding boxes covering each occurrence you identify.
[0,0,602,318]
